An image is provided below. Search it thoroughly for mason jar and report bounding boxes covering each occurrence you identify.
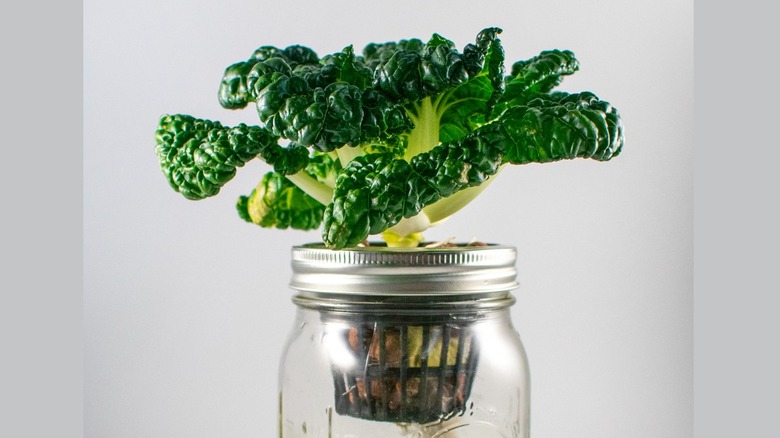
[279,243,529,438]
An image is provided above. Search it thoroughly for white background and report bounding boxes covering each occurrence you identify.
[84,1,693,437]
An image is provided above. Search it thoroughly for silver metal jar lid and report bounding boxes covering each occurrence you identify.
[289,243,518,296]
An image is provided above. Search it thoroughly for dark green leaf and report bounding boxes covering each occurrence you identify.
[497,49,579,112]
[218,45,319,110]
[494,91,624,164]
[155,114,308,200]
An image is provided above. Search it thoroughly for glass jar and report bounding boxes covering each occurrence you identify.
[279,243,529,438]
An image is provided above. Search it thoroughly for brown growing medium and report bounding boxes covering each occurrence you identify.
[337,322,474,422]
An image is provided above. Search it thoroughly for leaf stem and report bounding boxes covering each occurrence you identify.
[387,211,432,237]
[404,96,440,161]
[285,171,334,205]
[335,145,366,168]
[422,164,506,223]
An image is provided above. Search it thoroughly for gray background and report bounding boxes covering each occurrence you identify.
[84,0,693,437]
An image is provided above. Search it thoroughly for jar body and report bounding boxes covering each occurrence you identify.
[279,304,529,438]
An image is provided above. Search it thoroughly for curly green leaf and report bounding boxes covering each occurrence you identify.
[155,114,308,200]
[494,91,623,164]
[245,48,412,151]
[436,27,505,144]
[218,45,320,110]
[496,49,579,113]
[373,29,501,104]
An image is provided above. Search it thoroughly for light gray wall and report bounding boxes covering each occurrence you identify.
[84,1,693,436]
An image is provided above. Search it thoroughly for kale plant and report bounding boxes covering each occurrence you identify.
[155,28,623,249]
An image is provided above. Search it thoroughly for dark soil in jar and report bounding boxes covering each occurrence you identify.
[331,320,479,424]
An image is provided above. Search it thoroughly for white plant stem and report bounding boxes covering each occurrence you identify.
[423,164,506,224]
[285,171,334,205]
[387,211,432,237]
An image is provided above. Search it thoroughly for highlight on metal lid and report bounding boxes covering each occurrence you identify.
[289,242,519,296]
